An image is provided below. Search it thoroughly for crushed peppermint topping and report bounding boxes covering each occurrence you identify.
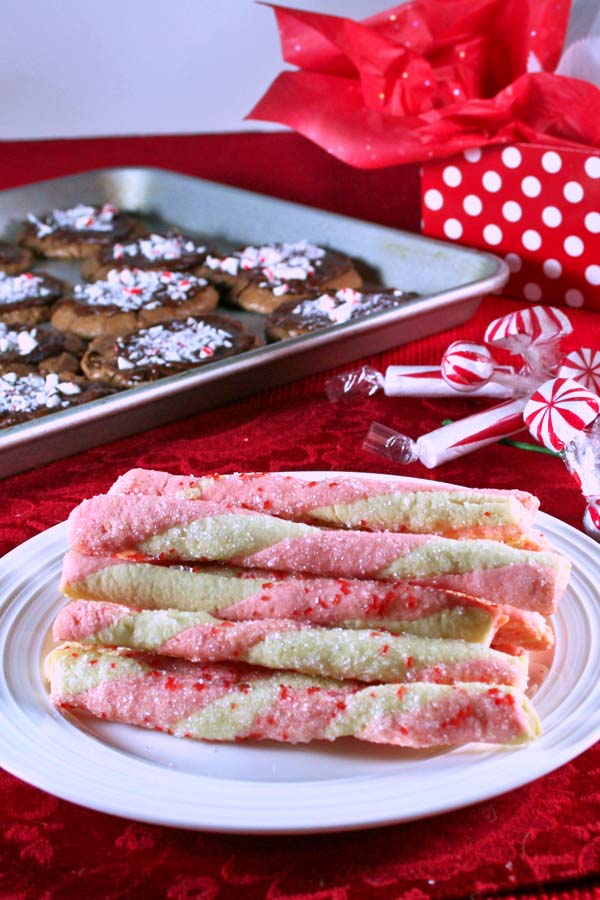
[27,204,119,238]
[116,317,234,370]
[111,233,205,262]
[0,323,39,356]
[290,288,406,324]
[0,371,81,415]
[0,273,52,305]
[74,269,208,312]
[205,241,327,291]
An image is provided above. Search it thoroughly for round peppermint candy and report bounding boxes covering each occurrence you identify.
[558,348,600,395]
[440,341,495,392]
[583,498,600,542]
[524,377,600,451]
[484,306,573,350]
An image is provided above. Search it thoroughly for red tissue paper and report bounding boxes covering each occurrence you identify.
[248,0,600,169]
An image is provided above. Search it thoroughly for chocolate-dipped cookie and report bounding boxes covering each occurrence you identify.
[265,287,420,341]
[202,241,362,313]
[81,231,211,281]
[51,268,219,339]
[19,203,143,260]
[0,322,84,374]
[0,271,68,326]
[81,314,259,387]
[0,369,115,430]
[0,241,35,275]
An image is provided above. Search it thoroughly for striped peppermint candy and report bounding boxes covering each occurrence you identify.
[440,341,495,392]
[583,498,600,541]
[558,348,600,395]
[484,306,572,350]
[524,377,600,451]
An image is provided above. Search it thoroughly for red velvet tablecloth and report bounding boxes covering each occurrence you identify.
[1,133,599,900]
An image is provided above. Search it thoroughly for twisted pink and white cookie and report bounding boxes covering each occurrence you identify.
[61,552,554,650]
[45,644,541,746]
[109,468,540,545]
[67,495,570,613]
[53,601,528,687]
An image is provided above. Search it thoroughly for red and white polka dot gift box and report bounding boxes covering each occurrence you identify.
[421,144,600,311]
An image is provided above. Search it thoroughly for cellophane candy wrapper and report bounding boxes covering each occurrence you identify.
[249,0,599,168]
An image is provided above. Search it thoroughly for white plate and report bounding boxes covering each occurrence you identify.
[0,472,599,834]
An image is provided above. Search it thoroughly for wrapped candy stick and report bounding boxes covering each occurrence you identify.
[45,644,541,746]
[61,552,553,649]
[109,468,539,543]
[53,601,529,687]
[67,494,570,612]
[364,397,529,469]
[326,363,515,399]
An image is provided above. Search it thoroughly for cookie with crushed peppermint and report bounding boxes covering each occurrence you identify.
[0,241,35,275]
[0,369,115,430]
[81,230,212,281]
[18,203,144,260]
[81,314,259,387]
[266,286,420,341]
[0,271,69,326]
[202,241,362,313]
[51,268,219,339]
[0,322,84,374]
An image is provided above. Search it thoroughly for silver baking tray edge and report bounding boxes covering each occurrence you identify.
[0,167,509,478]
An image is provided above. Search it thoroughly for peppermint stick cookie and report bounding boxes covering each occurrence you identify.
[67,495,570,613]
[202,241,362,314]
[19,204,143,259]
[109,468,540,545]
[61,552,553,650]
[53,601,529,687]
[51,269,219,339]
[45,644,541,746]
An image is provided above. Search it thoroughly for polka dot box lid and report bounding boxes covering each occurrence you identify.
[421,144,600,311]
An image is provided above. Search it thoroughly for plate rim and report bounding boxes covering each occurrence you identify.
[0,470,599,834]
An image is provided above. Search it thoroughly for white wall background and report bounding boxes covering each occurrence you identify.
[0,0,597,140]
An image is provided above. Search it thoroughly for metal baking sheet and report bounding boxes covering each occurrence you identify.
[0,166,509,477]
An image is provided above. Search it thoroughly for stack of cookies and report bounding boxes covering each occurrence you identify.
[45,470,570,748]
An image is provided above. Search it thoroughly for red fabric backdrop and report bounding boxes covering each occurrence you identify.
[0,133,599,900]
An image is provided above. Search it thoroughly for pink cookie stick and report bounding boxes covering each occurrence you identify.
[67,495,569,613]
[364,397,529,469]
[45,644,541,747]
[53,601,529,687]
[109,468,539,543]
[61,551,553,650]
